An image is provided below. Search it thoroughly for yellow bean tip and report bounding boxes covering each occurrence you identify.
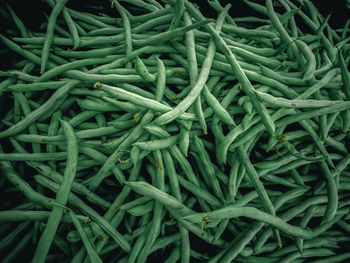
[277,134,286,142]
[93,82,102,88]
[133,115,139,123]
[202,215,209,222]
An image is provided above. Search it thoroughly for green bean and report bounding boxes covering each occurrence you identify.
[31,161,112,209]
[256,90,342,108]
[202,85,235,125]
[54,46,123,58]
[154,57,166,101]
[192,2,275,135]
[325,136,348,153]
[35,175,131,253]
[133,20,208,47]
[281,248,335,263]
[0,70,38,83]
[135,56,156,82]
[179,12,198,153]
[125,181,193,217]
[192,135,224,200]
[0,210,89,223]
[88,111,154,191]
[137,151,165,262]
[68,210,103,263]
[183,206,347,240]
[68,9,114,29]
[40,0,69,73]
[295,206,317,254]
[222,25,277,39]
[0,78,15,97]
[79,96,141,113]
[228,69,339,151]
[128,231,147,263]
[220,188,307,262]
[62,9,80,49]
[169,0,184,29]
[150,233,181,253]
[117,83,155,99]
[112,0,133,69]
[268,0,305,63]
[84,160,144,260]
[162,150,191,263]
[32,119,78,263]
[280,141,323,162]
[129,7,166,23]
[296,39,317,81]
[95,83,196,121]
[0,152,67,161]
[40,56,118,82]
[231,45,281,68]
[0,80,78,139]
[133,135,178,151]
[177,176,221,208]
[339,50,350,100]
[118,0,159,12]
[259,65,306,88]
[319,161,338,223]
[237,146,281,247]
[54,21,71,38]
[153,4,229,126]
[13,85,40,154]
[5,80,70,92]
[226,40,277,57]
[252,195,334,251]
[120,196,152,213]
[184,10,207,135]
[285,0,337,61]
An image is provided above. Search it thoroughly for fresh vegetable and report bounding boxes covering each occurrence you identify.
[0,0,350,262]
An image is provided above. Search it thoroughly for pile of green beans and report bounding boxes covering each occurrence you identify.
[1,0,350,262]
